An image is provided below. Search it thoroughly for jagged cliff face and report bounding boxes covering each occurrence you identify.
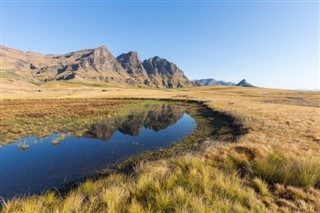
[116,51,151,86]
[116,52,192,88]
[142,57,192,88]
[1,45,193,88]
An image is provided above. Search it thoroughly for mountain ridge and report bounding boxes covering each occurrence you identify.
[1,45,192,88]
[1,45,255,89]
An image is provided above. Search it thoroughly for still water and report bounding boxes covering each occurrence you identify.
[0,104,196,199]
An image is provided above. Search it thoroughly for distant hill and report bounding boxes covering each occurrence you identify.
[0,45,192,88]
[193,79,236,86]
[235,79,255,87]
[193,78,255,87]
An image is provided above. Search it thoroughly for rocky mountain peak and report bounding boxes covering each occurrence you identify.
[92,45,108,56]
[238,79,247,84]
[236,79,254,87]
[127,51,139,57]
[142,56,191,88]
[117,51,142,68]
[117,53,192,88]
[143,57,180,76]
[74,46,127,77]
[116,51,149,81]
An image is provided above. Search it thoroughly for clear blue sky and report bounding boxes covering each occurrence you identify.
[2,1,319,90]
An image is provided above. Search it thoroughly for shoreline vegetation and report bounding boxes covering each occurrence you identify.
[1,86,319,212]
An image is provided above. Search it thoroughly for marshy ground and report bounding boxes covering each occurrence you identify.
[1,86,319,212]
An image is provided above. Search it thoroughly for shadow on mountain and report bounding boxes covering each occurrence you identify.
[83,104,186,142]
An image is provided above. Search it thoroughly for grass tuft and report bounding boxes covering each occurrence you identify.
[17,143,29,150]
[51,134,66,145]
[252,151,320,188]
[252,177,271,197]
[101,186,129,212]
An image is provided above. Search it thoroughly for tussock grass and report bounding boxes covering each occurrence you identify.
[252,151,320,188]
[252,177,271,197]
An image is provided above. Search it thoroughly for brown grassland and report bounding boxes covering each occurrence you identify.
[1,85,320,212]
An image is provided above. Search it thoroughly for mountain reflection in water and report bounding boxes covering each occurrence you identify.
[83,104,186,142]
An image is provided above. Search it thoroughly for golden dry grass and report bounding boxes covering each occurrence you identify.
[1,85,320,212]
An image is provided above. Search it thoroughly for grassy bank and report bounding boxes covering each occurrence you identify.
[1,86,320,212]
[0,99,135,145]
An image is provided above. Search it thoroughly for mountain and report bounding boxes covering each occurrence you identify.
[116,51,160,87]
[193,78,255,87]
[193,79,236,86]
[235,79,255,87]
[116,51,150,85]
[1,45,192,88]
[142,57,192,88]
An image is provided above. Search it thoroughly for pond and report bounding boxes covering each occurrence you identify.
[0,103,196,199]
